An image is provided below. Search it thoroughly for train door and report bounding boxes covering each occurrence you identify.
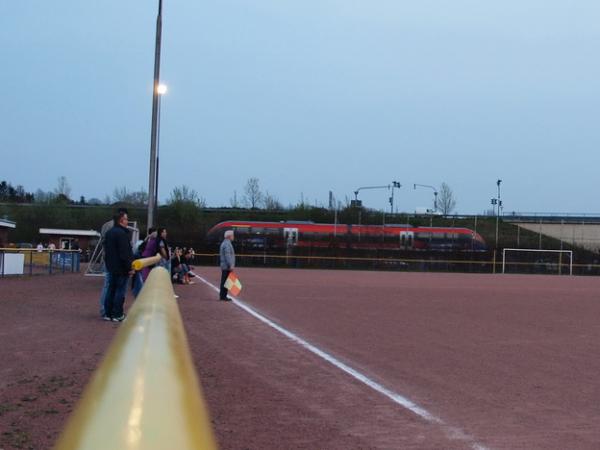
[283,228,298,247]
[399,231,414,249]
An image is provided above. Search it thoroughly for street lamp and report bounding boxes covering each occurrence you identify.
[414,184,438,226]
[153,83,168,211]
[353,185,390,238]
[389,181,401,214]
[147,0,164,230]
[494,179,502,248]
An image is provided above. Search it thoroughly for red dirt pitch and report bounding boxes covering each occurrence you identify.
[2,268,600,449]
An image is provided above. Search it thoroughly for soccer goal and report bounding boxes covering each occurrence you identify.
[502,248,573,275]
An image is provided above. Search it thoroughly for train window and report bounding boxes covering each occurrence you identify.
[250,227,265,234]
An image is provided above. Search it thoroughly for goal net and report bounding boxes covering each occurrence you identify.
[502,248,573,275]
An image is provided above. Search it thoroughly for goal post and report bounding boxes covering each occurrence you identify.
[502,248,573,275]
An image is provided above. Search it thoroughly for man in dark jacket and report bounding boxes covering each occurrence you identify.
[103,211,134,321]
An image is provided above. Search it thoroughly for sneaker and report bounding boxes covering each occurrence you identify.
[219,297,232,302]
[102,316,111,321]
[174,294,179,299]
[112,314,126,322]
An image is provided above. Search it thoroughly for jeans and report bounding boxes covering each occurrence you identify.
[104,273,129,318]
[99,272,109,316]
[132,272,144,297]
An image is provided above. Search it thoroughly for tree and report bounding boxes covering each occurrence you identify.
[263,191,283,210]
[34,189,55,203]
[438,182,457,215]
[112,186,149,206]
[54,176,71,200]
[229,190,240,208]
[243,177,263,209]
[167,185,205,206]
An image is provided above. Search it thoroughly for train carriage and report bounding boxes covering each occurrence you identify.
[206,221,487,252]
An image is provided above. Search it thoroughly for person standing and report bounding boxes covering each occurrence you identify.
[156,228,171,272]
[98,207,128,317]
[103,211,134,322]
[219,230,235,301]
[140,228,158,281]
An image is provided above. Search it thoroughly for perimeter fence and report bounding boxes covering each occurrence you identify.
[190,249,600,276]
[0,248,81,277]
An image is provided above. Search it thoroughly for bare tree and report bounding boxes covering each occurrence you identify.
[112,186,130,203]
[54,176,71,199]
[112,186,148,206]
[34,188,55,203]
[438,182,457,215]
[128,189,149,206]
[243,177,263,209]
[263,191,283,210]
[168,185,205,207]
[229,190,240,208]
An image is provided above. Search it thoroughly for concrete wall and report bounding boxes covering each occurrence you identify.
[516,223,600,251]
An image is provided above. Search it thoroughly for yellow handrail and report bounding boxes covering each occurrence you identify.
[131,253,161,271]
[54,267,218,450]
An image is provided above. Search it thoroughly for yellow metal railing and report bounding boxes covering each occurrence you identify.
[54,267,218,450]
[131,254,161,271]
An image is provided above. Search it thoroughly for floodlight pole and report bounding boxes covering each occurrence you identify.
[389,181,401,214]
[495,179,502,249]
[414,183,438,226]
[147,0,163,230]
[354,185,390,225]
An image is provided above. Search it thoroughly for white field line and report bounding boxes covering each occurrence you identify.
[196,275,489,450]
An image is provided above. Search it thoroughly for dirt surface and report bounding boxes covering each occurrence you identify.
[193,268,600,450]
[1,269,600,449]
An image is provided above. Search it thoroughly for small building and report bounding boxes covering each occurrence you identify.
[0,218,16,247]
[39,228,101,251]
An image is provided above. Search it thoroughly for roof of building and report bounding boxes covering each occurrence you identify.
[0,219,16,229]
[39,228,100,237]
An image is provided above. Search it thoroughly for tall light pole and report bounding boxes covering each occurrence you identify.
[494,179,502,248]
[147,0,164,230]
[153,84,167,210]
[389,181,401,214]
[414,184,438,226]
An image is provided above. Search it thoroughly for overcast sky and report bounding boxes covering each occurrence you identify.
[2,1,600,214]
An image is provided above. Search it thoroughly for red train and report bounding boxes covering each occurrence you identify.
[206,221,487,252]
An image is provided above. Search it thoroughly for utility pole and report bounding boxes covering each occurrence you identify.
[494,179,502,248]
[389,181,401,214]
[147,0,163,230]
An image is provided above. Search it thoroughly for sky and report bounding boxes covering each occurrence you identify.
[2,1,600,214]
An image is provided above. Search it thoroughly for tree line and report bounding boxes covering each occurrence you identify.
[0,176,457,215]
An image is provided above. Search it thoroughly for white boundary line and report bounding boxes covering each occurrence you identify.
[196,275,489,450]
